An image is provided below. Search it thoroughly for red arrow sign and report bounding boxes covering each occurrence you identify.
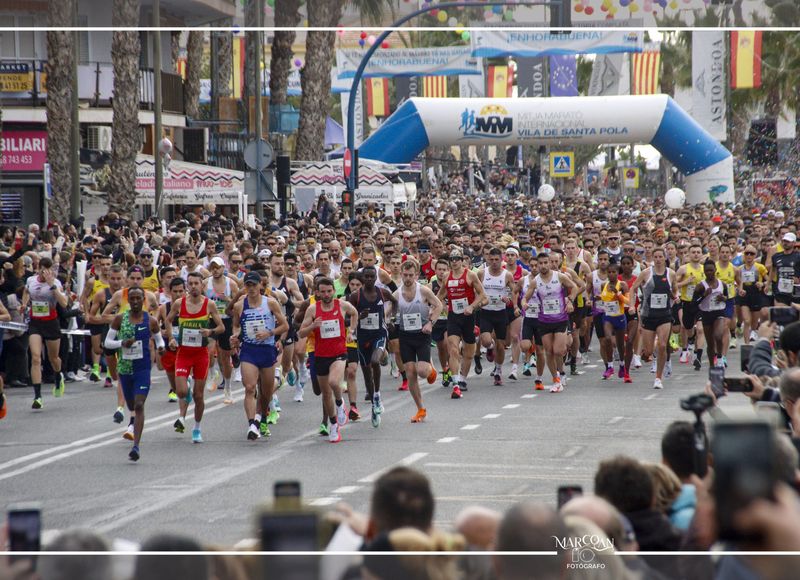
[343,148,352,179]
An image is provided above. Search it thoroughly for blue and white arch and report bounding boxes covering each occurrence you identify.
[358,95,734,205]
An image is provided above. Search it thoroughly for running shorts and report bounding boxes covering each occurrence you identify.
[398,331,432,364]
[175,347,211,380]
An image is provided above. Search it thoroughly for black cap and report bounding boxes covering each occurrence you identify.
[244,271,262,285]
[418,242,430,251]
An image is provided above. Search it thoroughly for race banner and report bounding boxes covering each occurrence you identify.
[336,47,481,80]
[588,53,629,96]
[516,57,548,98]
[691,31,727,141]
[341,86,364,146]
[471,30,643,58]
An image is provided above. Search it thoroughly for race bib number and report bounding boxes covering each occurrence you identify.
[727,283,736,298]
[320,319,341,339]
[447,279,459,287]
[542,298,561,315]
[488,295,504,308]
[602,301,620,315]
[710,295,726,310]
[742,270,756,283]
[452,298,468,314]
[686,284,696,297]
[122,340,143,360]
[360,312,380,330]
[215,299,229,318]
[650,293,668,309]
[779,278,793,294]
[31,301,50,318]
[245,319,266,340]
[402,313,422,331]
[525,302,539,318]
[181,328,203,347]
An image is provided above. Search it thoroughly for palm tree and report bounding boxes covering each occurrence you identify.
[45,0,75,224]
[170,31,181,73]
[215,31,232,101]
[269,0,301,107]
[184,31,204,118]
[107,0,142,218]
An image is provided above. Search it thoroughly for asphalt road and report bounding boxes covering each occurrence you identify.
[0,346,753,546]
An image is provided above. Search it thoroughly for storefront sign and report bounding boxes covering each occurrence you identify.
[0,62,33,92]
[1,130,48,171]
[135,155,244,205]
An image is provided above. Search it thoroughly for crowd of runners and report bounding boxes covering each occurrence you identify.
[0,183,798,461]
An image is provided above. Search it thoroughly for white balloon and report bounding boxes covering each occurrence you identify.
[664,187,686,209]
[158,137,173,156]
[537,184,555,202]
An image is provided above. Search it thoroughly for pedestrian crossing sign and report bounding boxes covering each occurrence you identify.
[550,152,574,178]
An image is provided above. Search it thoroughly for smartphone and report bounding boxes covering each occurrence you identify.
[769,307,799,326]
[724,376,754,393]
[709,367,726,398]
[91,224,97,234]
[557,485,583,509]
[740,344,753,373]
[8,506,41,565]
[260,512,320,580]
[712,420,775,541]
[274,480,301,511]
[755,402,786,432]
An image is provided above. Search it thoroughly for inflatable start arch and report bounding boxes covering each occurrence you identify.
[358,95,734,205]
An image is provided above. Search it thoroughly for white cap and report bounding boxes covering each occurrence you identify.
[555,220,563,228]
[711,226,720,235]
[776,211,785,218]
[575,222,584,230]
[782,232,797,243]
[258,249,272,258]
[209,257,225,267]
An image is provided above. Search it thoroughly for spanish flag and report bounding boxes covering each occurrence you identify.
[487,65,512,98]
[423,76,447,98]
[632,50,661,95]
[730,31,762,89]
[366,78,389,117]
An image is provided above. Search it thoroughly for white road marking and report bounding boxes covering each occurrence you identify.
[309,497,340,507]
[564,446,583,458]
[482,413,501,419]
[331,486,361,495]
[437,437,458,443]
[643,393,660,400]
[608,416,624,424]
[502,404,520,409]
[461,424,480,430]
[520,394,538,399]
[585,365,599,368]
[358,452,429,483]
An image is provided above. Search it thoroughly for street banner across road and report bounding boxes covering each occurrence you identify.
[471,30,643,58]
[336,47,481,80]
[357,96,734,205]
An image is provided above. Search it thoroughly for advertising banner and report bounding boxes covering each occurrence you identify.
[1,130,47,172]
[336,47,481,79]
[472,30,643,58]
[692,32,727,140]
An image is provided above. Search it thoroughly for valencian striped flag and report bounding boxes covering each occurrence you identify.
[632,49,660,95]
[423,75,447,98]
[366,78,389,117]
[730,31,762,89]
[487,65,513,98]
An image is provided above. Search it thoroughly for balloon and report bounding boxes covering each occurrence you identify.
[644,0,653,10]
[630,2,640,12]
[448,16,457,26]
[461,30,470,41]
[575,2,584,12]
[619,0,630,6]
[438,10,448,22]
[503,9,514,20]
[337,29,345,37]
[367,35,376,45]
[158,137,173,156]
[430,8,438,16]
[455,27,464,35]
[669,0,678,7]
[665,188,686,209]
[266,0,274,6]
[585,6,594,14]
[294,58,302,67]
[537,184,556,202]
[381,41,389,49]
[492,5,503,14]
[358,39,365,47]
[360,31,367,39]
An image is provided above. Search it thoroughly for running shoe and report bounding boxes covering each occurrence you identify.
[411,408,427,423]
[398,379,409,391]
[442,369,452,388]
[53,374,65,398]
[459,380,468,392]
[329,422,342,443]
[534,379,544,391]
[493,374,502,386]
[750,330,759,342]
[650,360,657,374]
[318,422,329,437]
[570,361,579,376]
[293,384,304,402]
[123,424,134,440]
[390,357,399,378]
[380,350,389,367]
[665,360,673,378]
[233,366,242,383]
[373,393,384,415]
[670,333,681,351]
[522,363,532,377]
[90,365,101,382]
[474,356,483,375]
[65,372,77,383]
[349,407,361,422]
[337,403,348,426]
[274,368,284,390]
[104,377,113,389]
[549,378,564,393]
[247,424,259,441]
[508,364,519,380]
[451,385,463,399]
[653,378,664,390]
[371,404,381,428]
[602,367,614,380]
[486,347,495,363]
[129,446,140,462]
[679,350,689,364]
[693,357,702,371]
[0,394,6,419]
[623,372,633,384]
[287,369,297,387]
[632,354,642,369]
[113,407,124,423]
[192,428,203,443]
[174,418,185,433]
[364,392,373,402]
[730,336,737,349]
[272,394,282,413]
[223,385,234,404]
[266,409,279,425]
[618,365,625,378]
[32,398,43,410]
[721,356,728,368]
[427,366,437,384]
[168,391,178,403]
[208,368,221,391]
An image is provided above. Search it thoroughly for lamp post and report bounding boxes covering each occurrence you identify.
[343,0,566,218]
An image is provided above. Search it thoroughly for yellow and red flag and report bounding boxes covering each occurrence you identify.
[632,50,661,95]
[365,78,389,117]
[730,31,762,89]
[423,75,447,98]
[487,65,513,98]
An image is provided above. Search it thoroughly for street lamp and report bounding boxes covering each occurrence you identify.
[344,0,567,218]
